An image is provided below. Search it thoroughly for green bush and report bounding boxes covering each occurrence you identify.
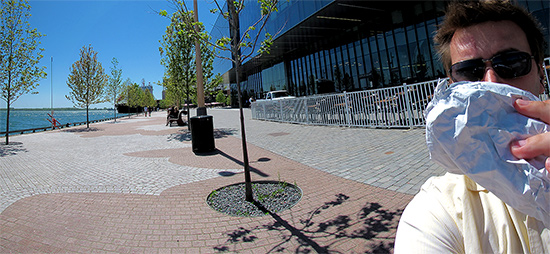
[216,90,228,105]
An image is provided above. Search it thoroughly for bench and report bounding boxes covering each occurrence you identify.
[166,110,188,126]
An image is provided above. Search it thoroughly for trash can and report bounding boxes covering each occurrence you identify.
[190,115,215,153]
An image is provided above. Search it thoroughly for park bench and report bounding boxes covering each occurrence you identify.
[166,110,187,126]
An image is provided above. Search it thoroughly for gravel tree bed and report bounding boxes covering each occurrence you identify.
[207,181,302,217]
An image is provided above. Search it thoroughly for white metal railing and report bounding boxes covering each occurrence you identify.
[251,79,440,128]
[252,67,550,129]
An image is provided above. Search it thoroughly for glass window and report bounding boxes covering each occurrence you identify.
[325,49,333,80]
[289,60,296,95]
[369,36,381,88]
[416,39,430,81]
[398,45,411,82]
[406,24,417,43]
[314,51,321,78]
[378,34,390,86]
[527,0,543,10]
[350,42,359,90]
[416,22,428,41]
[319,50,326,79]
[342,43,352,90]
[301,57,308,95]
[355,39,365,76]
[380,49,390,86]
[304,55,311,95]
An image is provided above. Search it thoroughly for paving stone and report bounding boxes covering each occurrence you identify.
[0,108,447,253]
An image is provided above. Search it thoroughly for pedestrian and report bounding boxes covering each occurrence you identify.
[394,0,549,252]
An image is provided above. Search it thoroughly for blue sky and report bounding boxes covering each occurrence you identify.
[6,0,218,109]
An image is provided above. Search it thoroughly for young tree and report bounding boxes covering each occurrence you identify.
[117,77,132,105]
[66,45,108,128]
[143,89,156,109]
[160,10,195,119]
[0,0,46,145]
[160,9,215,123]
[105,57,123,122]
[162,0,279,202]
[126,83,144,113]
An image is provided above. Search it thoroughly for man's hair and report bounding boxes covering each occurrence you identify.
[434,0,545,73]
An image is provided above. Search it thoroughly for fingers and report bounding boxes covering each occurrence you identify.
[511,99,550,172]
[514,99,550,124]
[510,133,550,157]
[511,136,550,173]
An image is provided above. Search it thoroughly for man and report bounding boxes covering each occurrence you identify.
[394,0,550,252]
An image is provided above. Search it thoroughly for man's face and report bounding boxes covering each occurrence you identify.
[449,20,543,95]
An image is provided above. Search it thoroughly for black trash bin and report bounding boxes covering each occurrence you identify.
[190,115,215,153]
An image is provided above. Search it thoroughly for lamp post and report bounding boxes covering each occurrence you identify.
[194,0,206,116]
[50,56,54,129]
[189,0,215,153]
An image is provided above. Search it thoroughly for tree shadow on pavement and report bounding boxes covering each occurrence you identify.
[63,127,102,133]
[167,128,238,142]
[215,149,269,177]
[213,193,403,253]
[0,142,28,157]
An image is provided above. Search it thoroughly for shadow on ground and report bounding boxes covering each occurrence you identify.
[62,127,102,133]
[213,194,403,253]
[0,142,28,157]
[167,128,238,142]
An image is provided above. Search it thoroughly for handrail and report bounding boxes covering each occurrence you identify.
[251,79,441,128]
[252,75,550,129]
[0,114,136,136]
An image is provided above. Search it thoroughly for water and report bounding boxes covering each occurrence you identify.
[0,109,129,134]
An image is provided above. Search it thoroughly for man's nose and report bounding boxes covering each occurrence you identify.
[482,67,503,83]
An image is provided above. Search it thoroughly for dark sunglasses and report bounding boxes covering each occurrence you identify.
[449,51,534,82]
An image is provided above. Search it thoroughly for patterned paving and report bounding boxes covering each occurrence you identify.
[0,108,445,253]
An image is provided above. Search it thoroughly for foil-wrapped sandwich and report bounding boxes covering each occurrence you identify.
[425,80,550,227]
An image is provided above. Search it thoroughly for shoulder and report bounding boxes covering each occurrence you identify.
[395,173,535,253]
[394,173,468,253]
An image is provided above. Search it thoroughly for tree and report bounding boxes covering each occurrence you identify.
[160,9,215,123]
[143,88,156,108]
[105,57,123,122]
[126,83,140,111]
[0,0,46,145]
[160,10,195,120]
[66,45,108,128]
[162,0,279,202]
[215,89,228,105]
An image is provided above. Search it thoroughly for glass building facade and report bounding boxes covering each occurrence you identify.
[210,0,550,100]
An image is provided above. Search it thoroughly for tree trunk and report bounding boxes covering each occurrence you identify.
[227,0,253,202]
[86,105,90,128]
[5,101,10,145]
[114,95,117,122]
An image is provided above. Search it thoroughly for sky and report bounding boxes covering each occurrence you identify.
[5,0,219,109]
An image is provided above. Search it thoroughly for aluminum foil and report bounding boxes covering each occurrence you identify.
[425,80,550,227]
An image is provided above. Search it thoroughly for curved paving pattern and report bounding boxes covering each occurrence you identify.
[0,109,445,253]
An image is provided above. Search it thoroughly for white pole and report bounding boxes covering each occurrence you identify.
[51,56,54,129]
[194,0,206,115]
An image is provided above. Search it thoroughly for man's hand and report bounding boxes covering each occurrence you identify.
[510,99,550,171]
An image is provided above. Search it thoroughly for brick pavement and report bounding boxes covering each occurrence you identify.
[0,108,446,253]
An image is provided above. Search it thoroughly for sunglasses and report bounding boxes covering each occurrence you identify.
[449,51,534,82]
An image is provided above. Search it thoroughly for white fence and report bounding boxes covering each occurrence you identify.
[252,57,550,129]
[251,79,441,129]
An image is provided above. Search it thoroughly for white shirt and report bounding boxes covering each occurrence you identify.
[395,173,550,253]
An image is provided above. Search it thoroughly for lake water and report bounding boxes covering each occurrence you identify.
[0,109,129,134]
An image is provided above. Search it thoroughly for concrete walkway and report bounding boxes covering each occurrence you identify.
[0,108,445,253]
